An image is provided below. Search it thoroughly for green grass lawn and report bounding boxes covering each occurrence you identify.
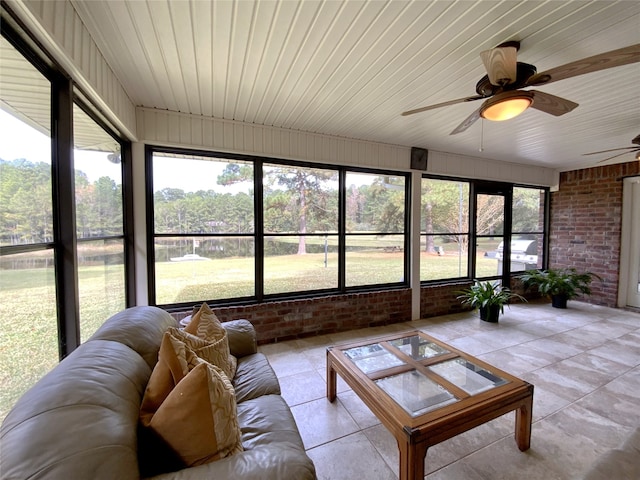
[0,263,124,421]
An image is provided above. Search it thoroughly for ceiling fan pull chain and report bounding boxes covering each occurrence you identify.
[479,119,484,152]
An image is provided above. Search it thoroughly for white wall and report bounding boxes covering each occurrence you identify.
[137,107,558,186]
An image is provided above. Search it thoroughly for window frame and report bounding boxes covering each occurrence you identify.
[420,174,549,285]
[0,10,135,358]
[146,145,411,310]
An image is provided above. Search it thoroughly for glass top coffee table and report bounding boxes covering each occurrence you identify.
[326,330,533,480]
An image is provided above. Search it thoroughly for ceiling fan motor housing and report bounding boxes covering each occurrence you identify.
[475,62,537,96]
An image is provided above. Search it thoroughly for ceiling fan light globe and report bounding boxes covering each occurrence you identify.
[480,91,534,121]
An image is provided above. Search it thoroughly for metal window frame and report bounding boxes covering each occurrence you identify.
[146,145,411,311]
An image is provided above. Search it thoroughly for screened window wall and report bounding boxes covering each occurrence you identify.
[0,16,133,422]
[420,178,470,281]
[0,33,57,423]
[148,148,409,308]
[421,178,547,282]
[73,102,127,341]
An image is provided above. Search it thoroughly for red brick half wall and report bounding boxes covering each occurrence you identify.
[550,161,639,307]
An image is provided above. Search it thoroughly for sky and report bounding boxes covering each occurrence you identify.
[0,109,122,183]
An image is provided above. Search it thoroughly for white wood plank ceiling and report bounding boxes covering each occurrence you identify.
[69,0,640,170]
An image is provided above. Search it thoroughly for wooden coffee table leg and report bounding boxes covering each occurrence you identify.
[327,351,337,402]
[398,438,428,480]
[515,393,533,451]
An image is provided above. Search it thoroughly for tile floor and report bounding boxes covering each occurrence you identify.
[258,300,640,480]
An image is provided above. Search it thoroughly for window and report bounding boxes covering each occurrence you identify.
[0,14,133,422]
[151,152,256,305]
[506,187,546,272]
[263,163,338,295]
[73,102,127,341]
[148,149,409,307]
[345,172,407,286]
[421,178,548,283]
[420,178,469,281]
[474,191,506,279]
[0,34,58,421]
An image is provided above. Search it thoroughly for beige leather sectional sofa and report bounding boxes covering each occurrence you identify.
[0,306,316,479]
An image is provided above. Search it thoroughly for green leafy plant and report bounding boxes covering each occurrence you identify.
[457,280,526,314]
[517,268,602,300]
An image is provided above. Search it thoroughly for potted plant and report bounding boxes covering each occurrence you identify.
[457,280,526,322]
[517,268,602,308]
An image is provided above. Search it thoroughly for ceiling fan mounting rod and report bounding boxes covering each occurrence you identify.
[496,40,520,51]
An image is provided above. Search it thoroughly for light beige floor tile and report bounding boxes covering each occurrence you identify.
[522,364,600,402]
[588,333,640,367]
[291,397,360,449]
[333,389,380,430]
[278,370,327,407]
[306,431,396,480]
[477,344,556,376]
[528,384,572,422]
[262,349,315,378]
[521,336,585,361]
[425,461,488,480]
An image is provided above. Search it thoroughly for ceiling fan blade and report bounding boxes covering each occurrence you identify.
[595,149,640,163]
[529,90,578,116]
[450,106,482,135]
[526,43,640,86]
[583,146,638,156]
[632,134,640,145]
[401,95,484,116]
[480,46,518,86]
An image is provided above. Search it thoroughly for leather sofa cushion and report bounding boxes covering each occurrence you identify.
[144,395,316,480]
[233,353,281,403]
[0,340,150,480]
[88,306,177,369]
[223,319,258,358]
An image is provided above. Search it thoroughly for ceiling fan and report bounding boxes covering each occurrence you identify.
[402,42,640,135]
[583,134,640,163]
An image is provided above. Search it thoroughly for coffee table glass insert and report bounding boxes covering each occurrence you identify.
[375,370,457,416]
[428,358,508,395]
[343,343,405,374]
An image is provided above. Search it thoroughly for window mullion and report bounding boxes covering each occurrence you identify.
[51,72,80,359]
[338,170,346,291]
[255,160,264,300]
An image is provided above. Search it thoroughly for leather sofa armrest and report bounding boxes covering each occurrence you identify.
[223,319,257,358]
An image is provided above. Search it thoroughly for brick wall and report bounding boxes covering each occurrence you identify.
[173,289,412,344]
[420,281,472,318]
[549,161,639,306]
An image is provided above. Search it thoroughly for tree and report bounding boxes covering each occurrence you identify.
[264,166,337,254]
[0,159,53,244]
[218,163,337,255]
[422,180,469,252]
[512,188,543,232]
[366,176,405,233]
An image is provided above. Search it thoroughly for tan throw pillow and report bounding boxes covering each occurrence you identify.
[185,303,226,338]
[140,331,197,425]
[148,361,243,467]
[184,303,237,378]
[169,327,237,379]
[140,330,243,468]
